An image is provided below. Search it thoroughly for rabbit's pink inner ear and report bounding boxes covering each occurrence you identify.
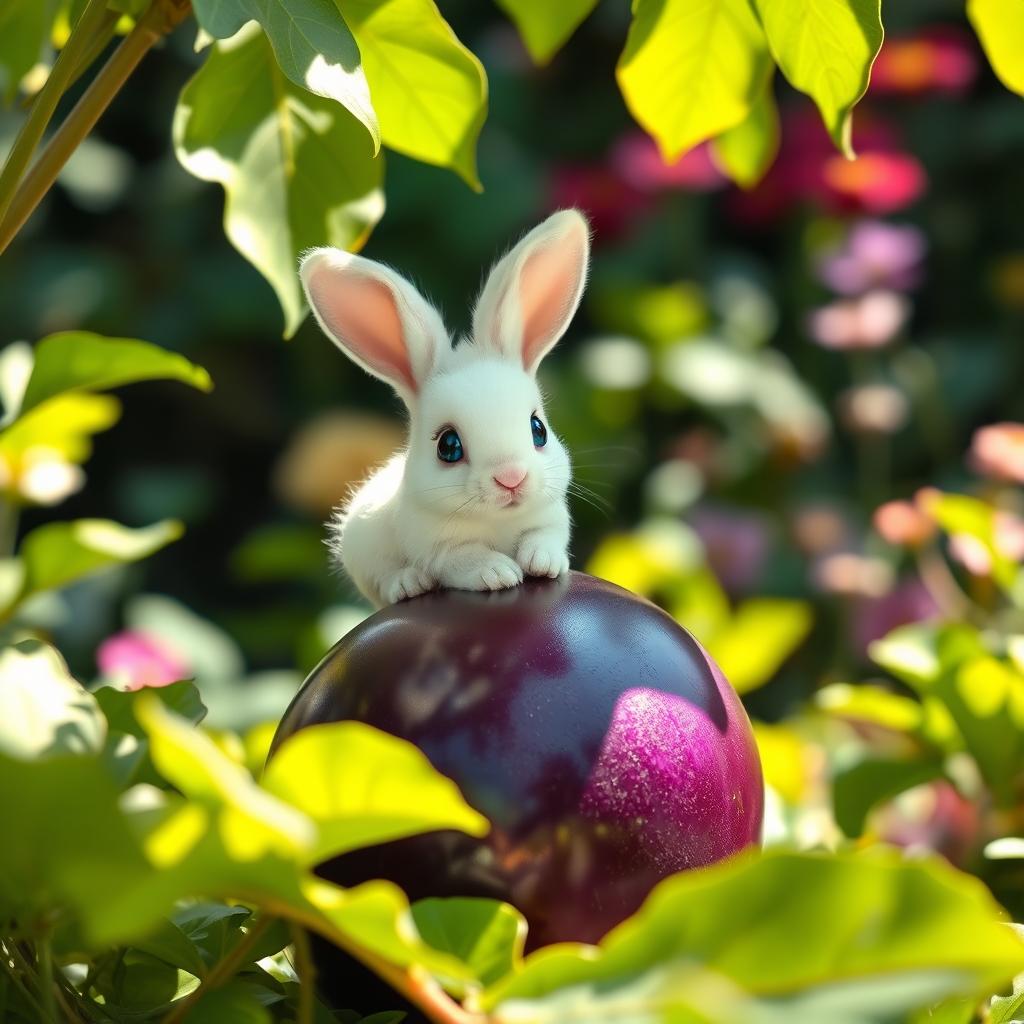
[307,267,417,393]
[518,233,587,371]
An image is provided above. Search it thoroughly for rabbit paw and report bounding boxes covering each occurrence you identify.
[381,566,435,604]
[446,552,524,592]
[517,535,570,578]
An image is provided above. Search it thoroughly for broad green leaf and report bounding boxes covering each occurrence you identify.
[191,0,380,149]
[832,756,946,838]
[19,333,212,414]
[130,917,209,978]
[262,721,488,864]
[483,850,1024,1015]
[339,0,487,190]
[0,639,105,759]
[96,681,207,739]
[816,683,925,735]
[0,392,120,464]
[16,518,184,605]
[412,898,526,991]
[171,902,252,969]
[968,0,1024,96]
[706,597,812,695]
[182,980,273,1024]
[990,972,1024,1024]
[617,0,771,161]
[711,74,780,188]
[0,0,58,103]
[751,0,882,156]
[493,0,597,65]
[870,622,948,688]
[174,24,385,337]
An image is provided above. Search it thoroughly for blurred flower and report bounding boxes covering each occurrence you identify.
[968,422,1024,484]
[873,499,936,548]
[0,446,85,505]
[97,630,189,690]
[549,164,650,239]
[814,552,893,598]
[870,28,978,97]
[579,336,652,390]
[853,576,940,653]
[689,503,771,592]
[808,291,910,350]
[948,511,1024,576]
[991,253,1024,310]
[815,220,926,295]
[837,384,909,435]
[273,411,404,517]
[872,780,981,867]
[821,153,927,215]
[610,133,726,193]
[792,502,851,556]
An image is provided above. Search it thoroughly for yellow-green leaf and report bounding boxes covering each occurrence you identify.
[174,23,385,337]
[493,0,597,65]
[337,0,487,190]
[617,0,771,161]
[751,0,882,157]
[711,73,780,188]
[968,0,1024,96]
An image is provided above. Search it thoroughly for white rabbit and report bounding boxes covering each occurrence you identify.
[299,209,590,608]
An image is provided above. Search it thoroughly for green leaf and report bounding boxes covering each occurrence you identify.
[262,721,489,864]
[493,0,597,65]
[0,392,120,464]
[711,73,780,188]
[95,681,207,740]
[183,980,273,1024]
[990,971,1024,1024]
[171,902,252,969]
[190,0,380,150]
[750,0,882,157]
[16,518,184,605]
[968,0,1024,96]
[19,332,212,414]
[339,0,487,190]
[0,639,105,759]
[832,756,946,838]
[870,622,949,688]
[617,0,771,161]
[412,898,526,991]
[130,917,209,978]
[0,0,58,104]
[706,597,812,695]
[483,850,1024,1017]
[174,23,385,337]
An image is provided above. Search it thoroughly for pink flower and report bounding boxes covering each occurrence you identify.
[808,290,910,350]
[815,220,927,295]
[97,630,189,691]
[689,504,771,592]
[873,499,936,548]
[821,152,927,215]
[969,422,1024,484]
[873,780,981,867]
[870,28,978,97]
[610,133,726,193]
[549,164,650,240]
[853,576,940,653]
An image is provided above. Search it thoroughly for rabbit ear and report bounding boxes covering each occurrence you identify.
[473,209,590,374]
[300,248,446,399]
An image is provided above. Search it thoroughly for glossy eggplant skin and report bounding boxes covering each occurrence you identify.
[272,572,763,956]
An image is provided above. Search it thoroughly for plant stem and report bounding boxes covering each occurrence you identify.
[0,0,193,257]
[0,940,46,1019]
[37,937,57,1023]
[0,0,111,228]
[159,915,275,1024]
[288,923,316,1024]
[0,498,19,560]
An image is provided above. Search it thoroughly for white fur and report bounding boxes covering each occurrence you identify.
[299,210,589,607]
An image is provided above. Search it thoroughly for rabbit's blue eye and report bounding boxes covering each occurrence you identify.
[531,414,547,448]
[437,428,464,463]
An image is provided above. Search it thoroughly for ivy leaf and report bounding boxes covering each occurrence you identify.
[174,23,385,337]
[493,0,597,65]
[750,0,882,157]
[617,0,771,161]
[261,721,489,864]
[339,0,488,190]
[711,74,780,188]
[190,0,379,150]
[968,0,1024,97]
[19,333,212,415]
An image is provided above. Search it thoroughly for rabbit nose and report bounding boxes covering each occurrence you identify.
[493,467,527,491]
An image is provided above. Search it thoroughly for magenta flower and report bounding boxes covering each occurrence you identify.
[852,576,940,654]
[689,504,770,592]
[815,220,927,295]
[807,290,910,350]
[610,133,726,193]
[549,163,650,240]
[97,630,189,691]
[870,28,979,97]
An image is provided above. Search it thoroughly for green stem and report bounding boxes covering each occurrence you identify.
[159,915,274,1024]
[289,924,315,1024]
[0,0,111,228]
[0,941,46,1019]
[63,9,124,97]
[37,937,57,1023]
[0,498,20,560]
[0,0,192,257]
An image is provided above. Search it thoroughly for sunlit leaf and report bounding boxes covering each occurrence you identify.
[19,332,212,414]
[0,0,58,104]
[832,756,946,838]
[493,0,597,65]
[617,0,771,161]
[174,24,385,336]
[0,639,105,759]
[262,721,488,864]
[711,74,780,188]
[0,392,120,464]
[750,0,882,156]
[968,0,1024,97]
[190,0,380,149]
[340,0,487,190]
